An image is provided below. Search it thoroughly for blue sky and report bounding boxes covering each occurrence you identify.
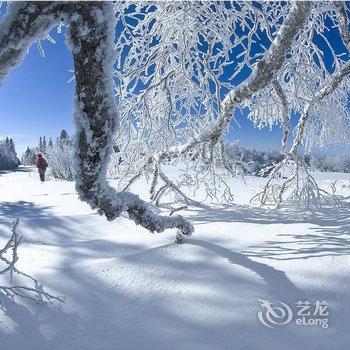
[0,4,348,157]
[0,27,75,155]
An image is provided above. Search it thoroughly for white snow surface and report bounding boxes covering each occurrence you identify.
[0,166,349,350]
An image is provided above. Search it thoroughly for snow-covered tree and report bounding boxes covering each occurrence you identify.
[48,137,53,149]
[59,129,69,142]
[8,137,15,153]
[21,146,36,166]
[111,1,350,209]
[42,135,47,152]
[1,1,350,242]
[0,137,20,170]
[46,131,75,180]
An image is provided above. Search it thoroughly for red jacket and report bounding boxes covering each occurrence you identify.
[36,157,48,170]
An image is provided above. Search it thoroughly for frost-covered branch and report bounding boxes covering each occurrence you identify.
[0,1,67,84]
[148,1,312,155]
[254,62,350,207]
[114,1,312,172]
[273,80,290,152]
[290,62,350,155]
[152,165,201,208]
[203,1,312,146]
[335,1,350,48]
[251,154,341,209]
[0,219,63,304]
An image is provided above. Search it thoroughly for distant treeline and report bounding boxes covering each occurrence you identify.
[225,143,350,175]
[19,135,350,180]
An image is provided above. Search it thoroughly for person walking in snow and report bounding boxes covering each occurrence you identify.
[35,154,48,182]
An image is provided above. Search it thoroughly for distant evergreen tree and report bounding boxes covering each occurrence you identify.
[39,137,43,150]
[42,136,47,151]
[60,130,69,141]
[58,130,72,148]
[48,137,53,148]
[9,138,16,153]
[23,146,31,160]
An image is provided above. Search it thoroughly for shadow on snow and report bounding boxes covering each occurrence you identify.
[0,194,349,348]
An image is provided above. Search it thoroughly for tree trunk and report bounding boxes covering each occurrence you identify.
[67,2,193,236]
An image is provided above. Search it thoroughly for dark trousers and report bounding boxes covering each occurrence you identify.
[38,168,46,182]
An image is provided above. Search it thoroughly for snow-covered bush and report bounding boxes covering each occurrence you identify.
[45,132,75,180]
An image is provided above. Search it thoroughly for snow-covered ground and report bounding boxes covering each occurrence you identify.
[0,166,349,350]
